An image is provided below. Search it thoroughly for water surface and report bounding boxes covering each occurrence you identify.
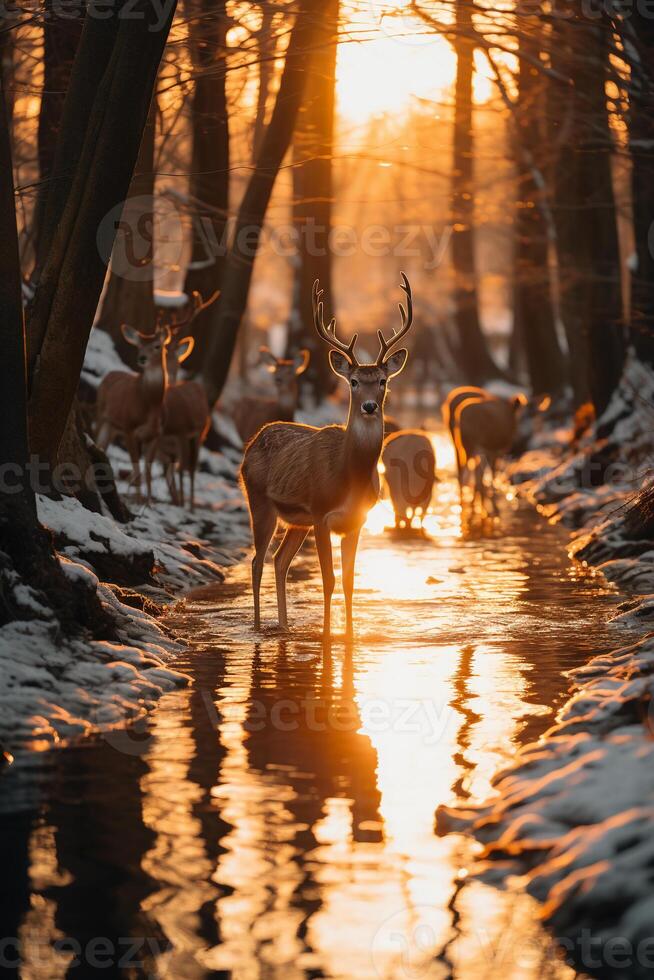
[1,435,627,979]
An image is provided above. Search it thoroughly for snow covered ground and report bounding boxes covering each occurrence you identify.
[438,355,654,977]
[1,331,253,753]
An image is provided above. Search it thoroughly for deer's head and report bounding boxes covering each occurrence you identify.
[259,347,309,408]
[312,273,413,421]
[121,323,172,371]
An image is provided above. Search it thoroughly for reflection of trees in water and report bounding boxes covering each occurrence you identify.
[0,807,32,973]
[185,648,230,954]
[243,640,382,948]
[47,743,160,978]
[449,644,481,801]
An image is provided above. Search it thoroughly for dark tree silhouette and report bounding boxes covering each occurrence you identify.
[290,0,339,399]
[183,0,230,373]
[27,0,177,466]
[202,0,322,405]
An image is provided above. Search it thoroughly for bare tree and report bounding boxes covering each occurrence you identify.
[27,0,177,466]
[290,0,338,399]
[202,0,322,405]
[183,0,230,372]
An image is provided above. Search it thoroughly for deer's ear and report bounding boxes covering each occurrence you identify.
[121,324,140,346]
[176,336,194,363]
[328,350,351,379]
[259,346,278,372]
[294,349,310,376]
[384,348,408,378]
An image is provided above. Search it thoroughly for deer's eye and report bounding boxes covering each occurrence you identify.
[379,378,386,389]
[351,379,359,389]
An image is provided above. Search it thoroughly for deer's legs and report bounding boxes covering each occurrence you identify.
[274,527,309,630]
[188,436,200,512]
[341,527,361,638]
[314,523,335,640]
[124,434,142,499]
[251,500,277,631]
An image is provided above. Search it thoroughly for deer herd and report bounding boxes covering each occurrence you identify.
[95,274,527,638]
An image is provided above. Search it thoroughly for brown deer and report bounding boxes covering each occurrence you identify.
[442,385,492,497]
[454,394,526,510]
[232,347,310,445]
[96,323,172,499]
[241,274,414,639]
[154,335,210,510]
[382,430,436,528]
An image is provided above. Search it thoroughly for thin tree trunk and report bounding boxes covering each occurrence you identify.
[513,24,566,395]
[202,0,321,405]
[574,17,624,414]
[34,0,84,257]
[95,97,157,365]
[627,10,654,365]
[548,14,590,407]
[290,0,338,400]
[450,0,501,383]
[183,0,230,373]
[28,0,176,466]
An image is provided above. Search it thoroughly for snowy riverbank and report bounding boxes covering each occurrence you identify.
[438,356,654,978]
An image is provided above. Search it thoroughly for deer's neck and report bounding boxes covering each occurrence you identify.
[140,358,168,409]
[343,407,384,477]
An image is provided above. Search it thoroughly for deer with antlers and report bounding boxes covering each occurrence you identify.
[240,274,414,639]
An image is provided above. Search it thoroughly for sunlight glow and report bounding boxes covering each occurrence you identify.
[337,4,494,123]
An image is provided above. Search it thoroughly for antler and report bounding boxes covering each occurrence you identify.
[376,272,413,365]
[312,279,358,364]
[158,289,220,336]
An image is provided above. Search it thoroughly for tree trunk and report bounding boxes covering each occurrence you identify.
[450,0,501,384]
[0,53,107,632]
[575,17,625,414]
[34,0,84,258]
[183,0,230,374]
[95,97,157,366]
[548,14,590,407]
[627,9,654,365]
[290,0,338,400]
[202,0,321,405]
[27,0,176,467]
[513,24,566,395]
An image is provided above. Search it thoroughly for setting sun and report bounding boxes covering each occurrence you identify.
[337,2,493,123]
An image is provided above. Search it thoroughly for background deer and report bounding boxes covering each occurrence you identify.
[232,347,310,445]
[442,385,492,496]
[454,394,526,510]
[154,335,210,510]
[382,430,436,529]
[96,323,171,500]
[240,274,413,639]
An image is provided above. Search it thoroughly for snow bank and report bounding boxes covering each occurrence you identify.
[438,356,654,975]
[1,327,254,753]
